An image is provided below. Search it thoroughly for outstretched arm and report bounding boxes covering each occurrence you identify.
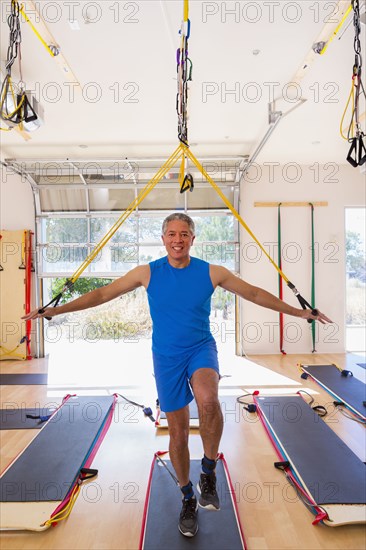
[22,265,150,321]
[210,265,332,324]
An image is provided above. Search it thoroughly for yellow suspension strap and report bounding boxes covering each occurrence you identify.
[318,3,353,55]
[178,150,186,188]
[185,146,319,321]
[176,0,192,145]
[345,0,366,167]
[18,4,57,58]
[277,204,286,354]
[38,144,184,318]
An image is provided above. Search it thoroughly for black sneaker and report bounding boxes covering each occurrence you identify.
[178,496,198,537]
[197,472,220,510]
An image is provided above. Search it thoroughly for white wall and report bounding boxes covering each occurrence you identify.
[239,163,366,354]
[1,168,35,231]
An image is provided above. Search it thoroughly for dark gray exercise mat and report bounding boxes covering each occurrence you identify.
[303,364,366,418]
[0,408,54,430]
[142,458,244,550]
[0,373,48,385]
[258,396,366,505]
[0,396,114,502]
[160,395,242,420]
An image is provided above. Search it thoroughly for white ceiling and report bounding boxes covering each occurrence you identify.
[0,0,364,164]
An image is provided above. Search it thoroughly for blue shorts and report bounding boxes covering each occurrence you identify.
[153,340,219,413]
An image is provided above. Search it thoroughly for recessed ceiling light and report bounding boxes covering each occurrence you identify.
[78,144,88,149]
[252,49,261,56]
[312,141,321,145]
[68,19,80,31]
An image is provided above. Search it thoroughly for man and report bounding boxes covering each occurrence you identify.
[23,213,332,537]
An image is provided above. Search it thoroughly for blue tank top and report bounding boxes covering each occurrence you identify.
[147,256,215,354]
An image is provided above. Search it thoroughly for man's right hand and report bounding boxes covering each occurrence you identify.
[22,308,56,321]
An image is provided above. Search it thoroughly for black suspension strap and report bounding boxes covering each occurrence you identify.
[346,0,366,167]
[286,281,319,323]
[38,279,74,320]
[180,173,194,193]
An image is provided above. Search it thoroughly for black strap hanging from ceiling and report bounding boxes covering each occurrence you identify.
[347,0,366,167]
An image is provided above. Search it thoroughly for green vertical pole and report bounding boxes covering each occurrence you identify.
[310,203,316,352]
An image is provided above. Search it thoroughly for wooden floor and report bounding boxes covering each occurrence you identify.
[0,352,365,549]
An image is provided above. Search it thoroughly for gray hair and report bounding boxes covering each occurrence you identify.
[162,213,195,235]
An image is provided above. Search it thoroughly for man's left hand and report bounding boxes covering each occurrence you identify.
[300,309,333,324]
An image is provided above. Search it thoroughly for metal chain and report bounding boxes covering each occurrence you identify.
[6,1,22,74]
[353,0,362,61]
[349,0,366,142]
[176,19,191,146]
[177,42,188,144]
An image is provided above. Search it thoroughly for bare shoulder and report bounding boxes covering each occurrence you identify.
[125,264,150,288]
[99,265,150,301]
[109,265,150,297]
[209,264,233,288]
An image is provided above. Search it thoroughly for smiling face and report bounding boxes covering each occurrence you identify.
[162,219,195,267]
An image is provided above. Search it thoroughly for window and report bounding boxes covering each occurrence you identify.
[39,213,238,277]
[41,213,238,359]
[345,208,366,352]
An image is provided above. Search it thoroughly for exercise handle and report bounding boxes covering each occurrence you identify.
[287,282,318,323]
[307,308,319,324]
[38,308,52,321]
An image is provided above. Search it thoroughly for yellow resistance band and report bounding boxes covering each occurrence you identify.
[43,484,80,527]
[179,151,186,188]
[340,80,355,140]
[69,144,184,283]
[19,5,56,57]
[0,76,26,120]
[184,0,189,21]
[319,3,352,55]
[0,344,26,360]
[65,140,291,291]
[184,146,291,284]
